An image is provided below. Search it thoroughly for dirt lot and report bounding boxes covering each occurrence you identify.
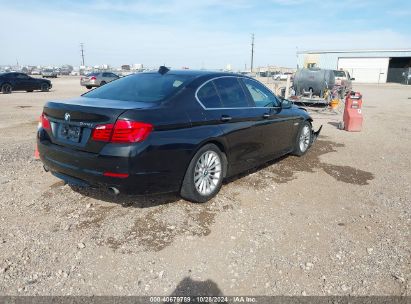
[0,77,409,296]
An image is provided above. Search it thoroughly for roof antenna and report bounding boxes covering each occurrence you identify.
[158,65,170,75]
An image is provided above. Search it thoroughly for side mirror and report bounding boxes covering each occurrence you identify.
[351,78,355,81]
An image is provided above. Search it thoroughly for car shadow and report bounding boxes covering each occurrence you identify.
[70,185,181,208]
[70,155,290,208]
[327,121,341,129]
[169,277,225,297]
[223,154,288,185]
[4,90,53,94]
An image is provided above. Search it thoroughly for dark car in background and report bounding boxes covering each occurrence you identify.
[38,68,320,203]
[0,72,52,94]
[80,72,119,89]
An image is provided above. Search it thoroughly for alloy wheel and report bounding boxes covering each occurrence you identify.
[194,151,222,196]
[299,125,311,152]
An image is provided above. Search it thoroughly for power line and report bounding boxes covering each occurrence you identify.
[250,33,254,73]
[80,43,85,66]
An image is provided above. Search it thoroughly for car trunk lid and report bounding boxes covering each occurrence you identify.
[43,97,155,153]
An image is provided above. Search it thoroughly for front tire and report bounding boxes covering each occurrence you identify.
[41,83,50,92]
[292,121,312,156]
[86,86,92,89]
[1,83,12,94]
[180,144,226,203]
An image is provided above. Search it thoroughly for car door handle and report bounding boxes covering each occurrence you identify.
[263,113,270,119]
[220,115,232,122]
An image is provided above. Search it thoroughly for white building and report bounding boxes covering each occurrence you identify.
[297,49,411,83]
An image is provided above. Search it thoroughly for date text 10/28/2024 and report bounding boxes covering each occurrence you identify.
[149,296,257,303]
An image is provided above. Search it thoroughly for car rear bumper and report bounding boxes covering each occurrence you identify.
[37,138,179,195]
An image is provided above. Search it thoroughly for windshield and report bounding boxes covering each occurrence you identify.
[83,73,194,102]
[44,69,53,72]
[334,70,346,77]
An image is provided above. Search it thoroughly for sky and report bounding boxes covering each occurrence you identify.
[1,0,411,70]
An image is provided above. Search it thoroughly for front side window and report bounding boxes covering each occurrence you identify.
[242,78,280,107]
[83,73,194,102]
[197,81,222,108]
[213,77,249,108]
[16,73,29,79]
[334,70,346,77]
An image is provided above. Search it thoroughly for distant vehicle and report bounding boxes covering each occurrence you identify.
[333,70,354,95]
[70,71,80,76]
[31,70,41,75]
[274,72,294,81]
[402,68,411,85]
[42,69,58,78]
[0,72,52,94]
[80,72,119,89]
[60,69,70,76]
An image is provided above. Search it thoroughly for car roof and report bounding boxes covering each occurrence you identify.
[146,69,242,77]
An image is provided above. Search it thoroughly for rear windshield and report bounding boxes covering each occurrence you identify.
[334,70,346,77]
[86,72,99,77]
[83,73,194,102]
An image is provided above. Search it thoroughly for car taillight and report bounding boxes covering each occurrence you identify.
[103,172,129,178]
[90,76,96,80]
[92,120,153,143]
[41,113,51,130]
[91,124,114,142]
[111,120,153,143]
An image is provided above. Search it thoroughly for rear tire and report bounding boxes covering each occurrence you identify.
[1,83,12,94]
[26,90,33,92]
[292,121,312,156]
[41,83,50,92]
[86,86,92,89]
[180,144,226,203]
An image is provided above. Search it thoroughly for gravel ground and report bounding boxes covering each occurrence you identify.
[0,77,409,296]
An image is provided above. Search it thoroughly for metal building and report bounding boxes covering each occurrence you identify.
[297,49,411,84]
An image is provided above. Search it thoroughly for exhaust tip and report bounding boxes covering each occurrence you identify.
[108,187,120,196]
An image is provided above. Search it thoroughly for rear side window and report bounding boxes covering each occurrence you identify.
[213,77,249,108]
[83,73,194,102]
[197,81,222,108]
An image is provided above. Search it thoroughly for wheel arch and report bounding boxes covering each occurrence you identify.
[185,138,229,181]
[1,82,13,88]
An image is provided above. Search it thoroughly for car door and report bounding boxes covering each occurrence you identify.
[108,73,119,82]
[101,73,108,84]
[198,76,266,175]
[13,73,29,90]
[241,78,298,156]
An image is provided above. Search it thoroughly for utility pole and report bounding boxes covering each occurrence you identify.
[250,33,254,73]
[80,43,85,66]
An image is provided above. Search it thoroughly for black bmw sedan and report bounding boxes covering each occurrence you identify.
[0,72,52,94]
[38,68,320,203]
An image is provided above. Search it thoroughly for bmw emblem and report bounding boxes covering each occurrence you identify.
[64,113,71,122]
